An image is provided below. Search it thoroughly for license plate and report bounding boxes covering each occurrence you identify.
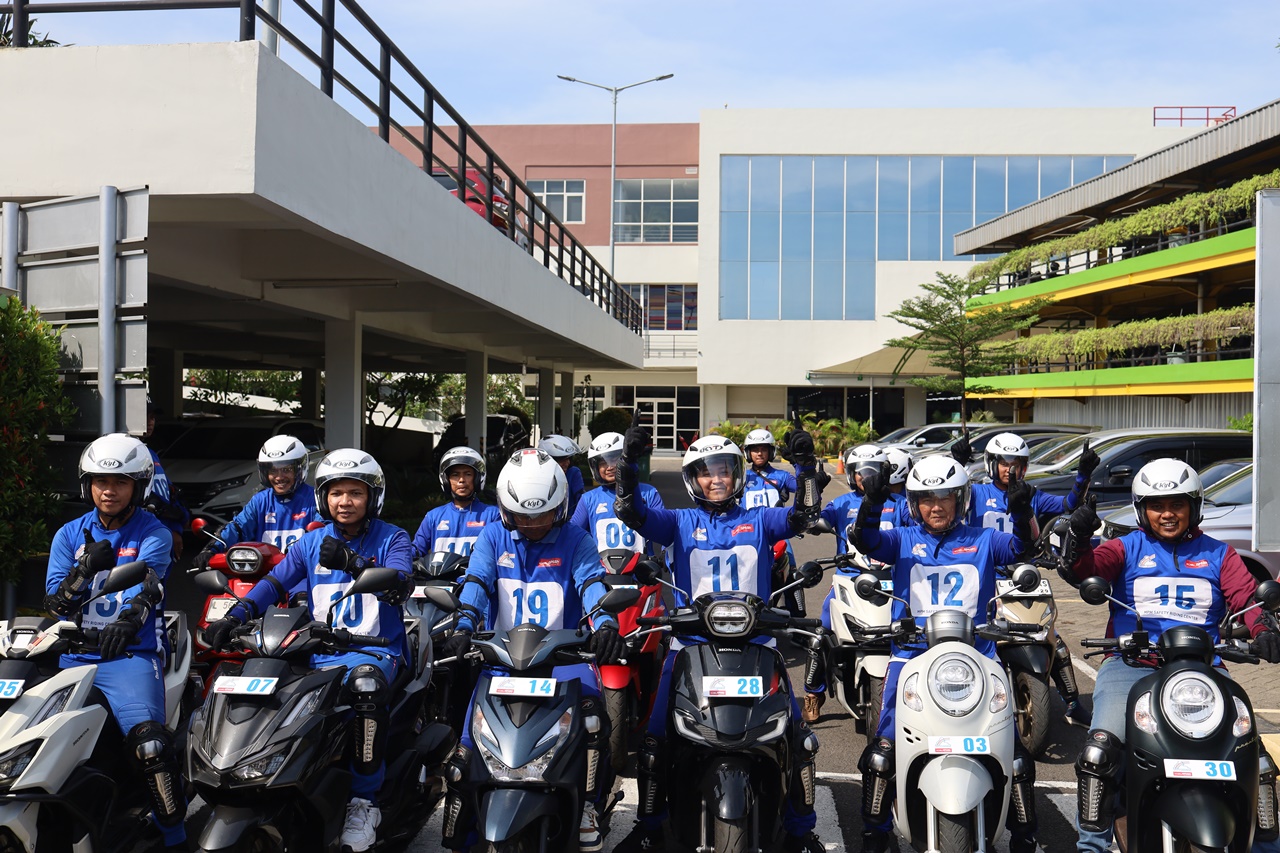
[879,580,894,591]
[0,680,24,699]
[928,736,992,754]
[411,585,429,599]
[702,676,764,698]
[1164,759,1236,780]
[489,677,557,697]
[213,676,279,695]
[204,597,236,622]
[997,579,1052,597]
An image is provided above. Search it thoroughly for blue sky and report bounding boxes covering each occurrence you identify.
[42,0,1280,126]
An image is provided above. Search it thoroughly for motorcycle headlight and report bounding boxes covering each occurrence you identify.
[1233,696,1253,737]
[231,747,288,782]
[902,672,923,712]
[31,686,73,727]
[0,742,39,790]
[673,709,707,743]
[1161,673,1223,739]
[757,710,788,742]
[929,655,981,717]
[226,546,263,576]
[989,674,1008,714]
[473,705,572,782]
[706,602,753,638]
[1133,691,1157,735]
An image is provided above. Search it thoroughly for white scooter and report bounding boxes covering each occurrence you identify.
[826,550,893,736]
[0,562,192,852]
[852,567,1042,853]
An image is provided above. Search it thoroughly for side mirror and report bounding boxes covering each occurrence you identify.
[798,561,825,589]
[1256,580,1280,611]
[100,561,148,595]
[808,518,835,536]
[1079,576,1112,606]
[914,437,927,446]
[633,559,662,587]
[347,567,403,597]
[854,571,889,605]
[1010,564,1042,593]
[420,585,458,613]
[598,586,642,615]
[193,570,231,596]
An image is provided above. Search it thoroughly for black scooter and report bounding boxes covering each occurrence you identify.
[1077,575,1280,853]
[186,568,455,852]
[628,558,826,853]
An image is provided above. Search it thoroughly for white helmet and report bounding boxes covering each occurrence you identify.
[496,448,569,529]
[845,444,888,491]
[905,455,971,534]
[314,448,386,521]
[742,428,776,463]
[587,432,624,484]
[885,447,913,486]
[537,435,579,459]
[79,434,154,506]
[439,445,486,495]
[257,434,308,496]
[681,437,746,510]
[1132,458,1203,533]
[985,432,1030,482]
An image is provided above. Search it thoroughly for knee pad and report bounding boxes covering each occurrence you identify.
[126,721,183,826]
[1260,749,1278,841]
[346,665,390,775]
[858,737,895,824]
[580,696,608,797]
[1076,730,1122,833]
[791,729,819,809]
[637,735,666,818]
[1009,749,1037,831]
[1051,635,1080,700]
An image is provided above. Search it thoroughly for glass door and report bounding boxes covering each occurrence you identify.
[636,397,677,450]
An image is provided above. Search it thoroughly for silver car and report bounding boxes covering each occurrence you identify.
[1099,464,1279,581]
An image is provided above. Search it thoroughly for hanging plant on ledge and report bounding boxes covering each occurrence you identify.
[1012,305,1255,363]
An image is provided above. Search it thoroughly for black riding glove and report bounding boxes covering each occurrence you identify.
[203,615,242,650]
[1077,439,1100,480]
[816,465,831,492]
[951,434,973,465]
[784,428,816,464]
[1006,478,1034,519]
[1069,495,1099,541]
[192,546,217,571]
[590,624,626,665]
[622,425,651,464]
[80,531,117,576]
[441,629,473,660]
[318,536,355,573]
[99,610,144,661]
[859,468,890,505]
[1257,631,1280,663]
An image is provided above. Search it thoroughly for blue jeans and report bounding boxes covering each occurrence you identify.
[1078,656,1280,853]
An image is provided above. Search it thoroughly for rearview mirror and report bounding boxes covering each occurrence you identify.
[633,559,662,587]
[100,561,148,595]
[808,518,835,536]
[1011,564,1042,593]
[1079,576,1112,606]
[192,570,231,596]
[799,561,825,589]
[191,518,207,533]
[419,585,458,613]
[1256,580,1280,612]
[347,567,403,597]
[598,586,641,615]
[854,572,889,605]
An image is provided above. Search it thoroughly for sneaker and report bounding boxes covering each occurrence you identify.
[341,798,381,853]
[783,830,824,853]
[802,692,825,723]
[861,829,890,853]
[1008,830,1039,853]
[1064,699,1092,727]
[613,820,662,853]
[579,802,603,853]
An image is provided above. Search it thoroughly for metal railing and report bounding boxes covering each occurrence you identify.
[1004,338,1254,377]
[1,0,644,334]
[642,332,698,359]
[1153,105,1237,127]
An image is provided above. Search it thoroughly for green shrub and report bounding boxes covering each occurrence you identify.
[588,407,634,439]
[1228,413,1253,432]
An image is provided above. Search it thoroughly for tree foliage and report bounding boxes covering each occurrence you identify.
[0,298,76,584]
[366,372,444,429]
[886,273,1051,424]
[710,416,874,457]
[1011,305,1253,363]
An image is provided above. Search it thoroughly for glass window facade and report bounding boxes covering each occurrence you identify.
[617,178,698,243]
[719,154,1135,320]
[622,284,698,331]
[528,179,585,224]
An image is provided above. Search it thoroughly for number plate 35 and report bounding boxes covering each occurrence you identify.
[702,676,764,698]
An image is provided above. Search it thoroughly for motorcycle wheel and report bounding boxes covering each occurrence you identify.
[1013,671,1051,756]
[863,675,885,744]
[936,811,973,853]
[232,827,285,853]
[604,686,631,775]
[482,837,533,853]
[712,814,749,853]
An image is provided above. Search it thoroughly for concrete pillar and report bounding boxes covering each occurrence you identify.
[558,371,574,439]
[904,386,928,427]
[324,318,363,449]
[148,348,183,418]
[465,350,488,453]
[537,368,555,442]
[299,368,322,419]
[703,383,728,430]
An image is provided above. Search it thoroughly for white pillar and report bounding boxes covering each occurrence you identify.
[537,368,556,441]
[324,317,363,449]
[559,371,574,439]
[703,383,728,429]
[466,350,488,454]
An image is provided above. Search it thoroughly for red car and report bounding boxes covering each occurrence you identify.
[432,168,530,248]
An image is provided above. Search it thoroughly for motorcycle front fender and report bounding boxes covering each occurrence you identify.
[999,642,1052,678]
[196,804,287,853]
[917,755,993,815]
[700,756,754,820]
[599,664,634,691]
[1151,784,1238,849]
[479,788,560,843]
[855,650,889,680]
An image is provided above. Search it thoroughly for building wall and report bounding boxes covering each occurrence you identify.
[1034,393,1251,431]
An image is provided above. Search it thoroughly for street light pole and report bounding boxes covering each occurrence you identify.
[557,73,674,276]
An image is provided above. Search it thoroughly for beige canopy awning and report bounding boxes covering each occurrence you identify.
[807,342,951,379]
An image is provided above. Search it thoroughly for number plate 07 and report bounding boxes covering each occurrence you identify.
[213,676,279,696]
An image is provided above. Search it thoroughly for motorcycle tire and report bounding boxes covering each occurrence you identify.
[863,675,885,744]
[712,814,749,853]
[936,811,974,853]
[231,827,285,853]
[604,686,631,776]
[482,837,533,853]
[1013,671,1051,757]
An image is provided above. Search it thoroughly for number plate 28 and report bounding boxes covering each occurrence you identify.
[702,676,764,698]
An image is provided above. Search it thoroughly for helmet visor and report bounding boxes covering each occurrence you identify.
[686,453,745,504]
[590,449,623,483]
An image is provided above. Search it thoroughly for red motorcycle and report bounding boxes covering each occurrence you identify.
[598,548,668,773]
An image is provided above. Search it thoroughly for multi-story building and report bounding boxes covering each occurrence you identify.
[465,109,1203,449]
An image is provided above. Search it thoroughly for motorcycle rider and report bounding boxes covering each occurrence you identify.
[538,434,586,516]
[45,434,189,851]
[570,431,666,555]
[958,432,1097,726]
[1062,458,1280,853]
[191,434,320,568]
[851,454,1040,853]
[438,448,624,853]
[611,427,825,853]
[741,428,796,508]
[202,448,413,853]
[412,446,501,559]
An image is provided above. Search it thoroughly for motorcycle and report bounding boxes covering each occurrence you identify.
[823,549,892,737]
[1075,575,1280,853]
[408,550,473,738]
[850,565,1045,853]
[0,561,192,852]
[440,584,641,853]
[596,548,667,774]
[625,558,827,853]
[186,567,455,852]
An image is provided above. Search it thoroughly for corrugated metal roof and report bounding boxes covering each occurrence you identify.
[955,99,1280,254]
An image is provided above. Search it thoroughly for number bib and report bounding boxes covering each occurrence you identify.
[263,527,306,552]
[496,579,566,631]
[80,571,126,631]
[312,583,381,635]
[981,511,1012,533]
[433,536,479,557]
[1133,576,1212,624]
[690,547,759,598]
[595,519,643,553]
[743,488,779,509]
[909,562,981,617]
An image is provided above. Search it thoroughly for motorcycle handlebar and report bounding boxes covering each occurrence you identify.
[635,616,667,627]
[789,618,823,629]
[1080,638,1118,648]
[329,628,390,647]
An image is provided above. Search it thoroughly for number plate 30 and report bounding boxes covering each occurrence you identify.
[1164,759,1235,780]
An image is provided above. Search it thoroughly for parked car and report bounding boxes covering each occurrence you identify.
[431,414,531,473]
[948,429,1095,482]
[1100,463,1277,581]
[431,168,530,248]
[881,421,996,454]
[1023,427,1252,504]
[160,416,326,525]
[926,423,1094,475]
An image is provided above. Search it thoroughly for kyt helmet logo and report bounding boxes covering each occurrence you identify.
[520,498,547,510]
[333,460,357,469]
[266,450,284,458]
[1153,480,1178,491]
[922,476,943,487]
[99,458,121,469]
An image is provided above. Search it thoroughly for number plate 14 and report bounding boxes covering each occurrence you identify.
[702,676,764,698]
[489,677,557,697]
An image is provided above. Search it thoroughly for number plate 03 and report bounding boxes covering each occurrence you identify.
[928,736,991,754]
[702,676,764,698]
